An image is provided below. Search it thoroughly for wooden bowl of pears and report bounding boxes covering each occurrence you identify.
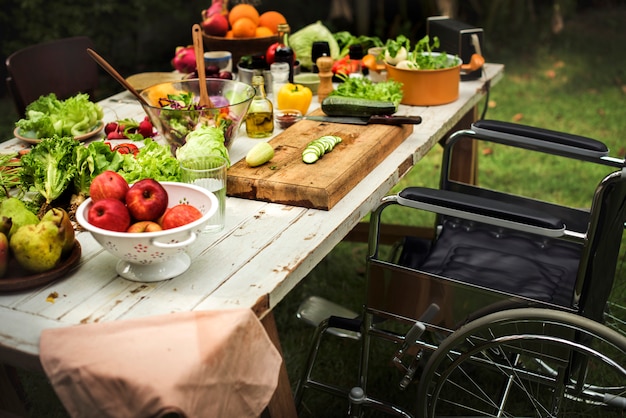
[0,198,81,292]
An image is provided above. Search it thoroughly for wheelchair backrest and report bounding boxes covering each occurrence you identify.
[441,120,626,322]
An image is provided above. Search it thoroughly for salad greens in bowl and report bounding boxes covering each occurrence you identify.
[14,93,104,143]
[139,78,254,153]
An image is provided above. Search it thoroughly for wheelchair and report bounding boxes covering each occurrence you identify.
[294,120,626,417]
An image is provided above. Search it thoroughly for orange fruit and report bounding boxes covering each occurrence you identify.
[225,30,234,39]
[258,11,287,34]
[228,4,259,26]
[255,26,274,38]
[232,17,257,38]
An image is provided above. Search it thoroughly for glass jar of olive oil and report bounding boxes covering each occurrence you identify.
[245,75,274,138]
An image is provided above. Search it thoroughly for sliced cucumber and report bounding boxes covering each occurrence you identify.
[302,135,343,164]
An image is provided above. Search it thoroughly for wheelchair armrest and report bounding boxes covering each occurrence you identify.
[470,119,609,159]
[397,187,566,237]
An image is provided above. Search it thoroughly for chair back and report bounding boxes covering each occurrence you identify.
[6,36,98,118]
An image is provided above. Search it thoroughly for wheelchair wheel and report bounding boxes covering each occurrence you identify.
[417,308,626,417]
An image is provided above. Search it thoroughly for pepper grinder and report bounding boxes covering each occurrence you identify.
[316,56,334,102]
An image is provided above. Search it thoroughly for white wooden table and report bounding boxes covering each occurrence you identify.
[0,64,503,417]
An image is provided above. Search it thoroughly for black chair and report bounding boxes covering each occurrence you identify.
[6,36,98,118]
[295,120,626,417]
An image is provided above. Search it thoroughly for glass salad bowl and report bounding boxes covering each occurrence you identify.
[140,78,255,153]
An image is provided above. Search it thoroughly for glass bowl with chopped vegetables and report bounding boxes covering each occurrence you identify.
[140,78,255,153]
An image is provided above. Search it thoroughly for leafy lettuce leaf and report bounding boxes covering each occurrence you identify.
[118,139,181,183]
[176,125,230,166]
[15,93,104,138]
[20,136,79,204]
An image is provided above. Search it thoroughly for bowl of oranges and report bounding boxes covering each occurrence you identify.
[201,4,286,69]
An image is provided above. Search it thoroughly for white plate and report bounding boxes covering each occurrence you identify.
[14,121,104,144]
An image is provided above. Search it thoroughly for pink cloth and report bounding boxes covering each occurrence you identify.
[40,309,282,418]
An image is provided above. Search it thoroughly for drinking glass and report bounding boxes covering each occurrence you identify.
[179,156,227,233]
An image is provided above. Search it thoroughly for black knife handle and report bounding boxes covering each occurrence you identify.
[369,115,422,125]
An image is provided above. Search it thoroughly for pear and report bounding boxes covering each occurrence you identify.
[0,232,8,278]
[0,198,39,238]
[41,207,75,256]
[9,221,64,273]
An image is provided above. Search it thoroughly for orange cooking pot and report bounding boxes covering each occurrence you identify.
[386,53,462,106]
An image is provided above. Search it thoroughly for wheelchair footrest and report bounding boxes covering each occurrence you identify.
[296,295,361,340]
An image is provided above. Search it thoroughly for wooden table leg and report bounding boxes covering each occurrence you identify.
[261,311,298,418]
[446,105,479,185]
[0,363,27,417]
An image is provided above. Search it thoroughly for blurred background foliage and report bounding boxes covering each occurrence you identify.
[1,0,624,95]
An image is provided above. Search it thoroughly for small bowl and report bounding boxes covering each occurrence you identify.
[294,73,320,95]
[140,78,255,153]
[76,182,218,282]
[274,109,302,130]
[204,51,232,72]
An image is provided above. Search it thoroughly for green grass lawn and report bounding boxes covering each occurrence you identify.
[2,5,626,417]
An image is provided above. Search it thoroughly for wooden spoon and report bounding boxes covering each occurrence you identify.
[192,24,213,108]
[86,48,151,107]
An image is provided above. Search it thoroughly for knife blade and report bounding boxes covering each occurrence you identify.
[304,115,422,125]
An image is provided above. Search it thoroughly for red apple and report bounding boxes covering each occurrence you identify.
[125,179,168,221]
[89,170,129,202]
[87,198,131,232]
[160,204,203,230]
[201,13,229,37]
[127,221,163,233]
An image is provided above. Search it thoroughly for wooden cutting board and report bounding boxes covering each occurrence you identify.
[227,117,414,210]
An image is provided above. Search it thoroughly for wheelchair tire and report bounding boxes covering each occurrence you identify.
[416,307,626,417]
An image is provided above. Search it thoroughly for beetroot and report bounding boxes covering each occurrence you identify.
[172,46,196,74]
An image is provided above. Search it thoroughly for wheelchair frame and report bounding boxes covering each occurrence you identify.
[294,120,626,417]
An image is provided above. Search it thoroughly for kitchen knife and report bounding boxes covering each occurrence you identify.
[304,115,422,125]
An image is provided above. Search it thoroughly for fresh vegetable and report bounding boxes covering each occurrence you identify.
[384,35,459,70]
[288,21,340,70]
[19,136,79,210]
[176,125,230,166]
[246,142,275,167]
[158,91,237,143]
[302,135,342,164]
[15,93,104,139]
[72,141,126,210]
[118,139,182,184]
[331,56,360,77]
[321,96,397,117]
[105,117,156,141]
[333,32,383,59]
[383,35,409,65]
[328,75,403,107]
[276,84,313,115]
[171,45,196,74]
[0,153,22,198]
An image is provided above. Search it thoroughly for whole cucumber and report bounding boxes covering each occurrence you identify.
[321,96,397,117]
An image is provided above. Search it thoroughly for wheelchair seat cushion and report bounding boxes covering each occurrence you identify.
[402,219,582,307]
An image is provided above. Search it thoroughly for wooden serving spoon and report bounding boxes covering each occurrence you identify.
[192,24,213,108]
[86,48,151,107]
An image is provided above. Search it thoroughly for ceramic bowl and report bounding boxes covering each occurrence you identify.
[294,73,320,95]
[76,182,218,282]
[139,78,255,152]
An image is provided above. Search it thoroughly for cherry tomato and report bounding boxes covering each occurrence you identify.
[112,143,140,156]
[266,42,280,66]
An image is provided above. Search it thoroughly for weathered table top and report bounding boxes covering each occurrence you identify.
[0,64,503,373]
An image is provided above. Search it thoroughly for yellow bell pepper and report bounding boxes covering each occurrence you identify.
[276,83,313,115]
